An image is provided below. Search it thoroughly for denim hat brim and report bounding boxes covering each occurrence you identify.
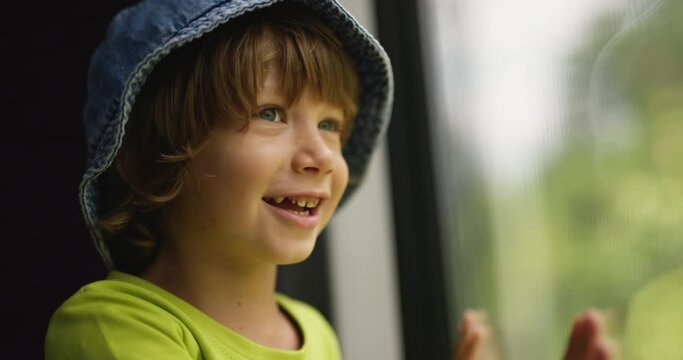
[81,0,393,269]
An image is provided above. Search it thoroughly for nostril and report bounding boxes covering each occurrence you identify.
[292,147,334,174]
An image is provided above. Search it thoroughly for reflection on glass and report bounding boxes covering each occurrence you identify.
[420,0,683,358]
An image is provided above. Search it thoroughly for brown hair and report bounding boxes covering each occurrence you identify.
[97,2,359,274]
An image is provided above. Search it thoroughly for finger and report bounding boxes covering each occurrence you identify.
[564,315,589,360]
[564,311,599,360]
[590,342,611,360]
[457,310,478,335]
[454,311,477,360]
[585,339,610,360]
[583,311,611,360]
[588,333,617,360]
[455,323,486,360]
[454,310,487,360]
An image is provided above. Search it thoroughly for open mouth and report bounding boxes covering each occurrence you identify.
[262,196,321,217]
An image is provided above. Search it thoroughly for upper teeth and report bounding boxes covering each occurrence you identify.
[272,196,320,208]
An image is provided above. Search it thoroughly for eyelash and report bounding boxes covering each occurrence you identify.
[255,106,344,133]
[257,107,284,123]
[318,119,344,133]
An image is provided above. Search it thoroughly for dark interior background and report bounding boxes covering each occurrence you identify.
[3,2,139,357]
[2,2,332,358]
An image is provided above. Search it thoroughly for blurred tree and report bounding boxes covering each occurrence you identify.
[539,0,683,356]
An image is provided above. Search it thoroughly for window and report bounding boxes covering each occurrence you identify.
[406,0,683,358]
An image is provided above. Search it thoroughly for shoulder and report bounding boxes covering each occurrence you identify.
[45,274,201,360]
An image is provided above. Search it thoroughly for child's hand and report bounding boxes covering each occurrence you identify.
[453,308,618,360]
[452,309,494,360]
[563,309,618,360]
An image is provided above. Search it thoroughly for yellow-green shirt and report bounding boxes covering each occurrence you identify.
[45,271,341,360]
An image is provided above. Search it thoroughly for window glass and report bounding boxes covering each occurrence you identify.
[420,0,683,358]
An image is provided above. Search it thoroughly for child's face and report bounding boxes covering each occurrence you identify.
[163,65,349,266]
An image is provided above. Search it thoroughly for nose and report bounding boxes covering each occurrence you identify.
[291,126,335,175]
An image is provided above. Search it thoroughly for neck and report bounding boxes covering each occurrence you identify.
[141,247,282,333]
[138,223,303,351]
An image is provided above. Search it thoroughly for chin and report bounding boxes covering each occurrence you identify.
[272,237,318,265]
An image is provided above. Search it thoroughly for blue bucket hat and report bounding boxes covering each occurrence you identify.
[80,0,393,269]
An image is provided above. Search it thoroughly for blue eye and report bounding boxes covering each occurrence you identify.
[319,119,342,132]
[258,108,283,122]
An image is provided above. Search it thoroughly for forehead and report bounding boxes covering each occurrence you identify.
[245,21,358,131]
[260,67,283,98]
[257,50,338,104]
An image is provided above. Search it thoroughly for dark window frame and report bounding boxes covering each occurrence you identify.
[374,0,452,358]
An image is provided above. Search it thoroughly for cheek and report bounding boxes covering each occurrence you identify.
[199,138,278,187]
[333,156,350,199]
[191,151,271,215]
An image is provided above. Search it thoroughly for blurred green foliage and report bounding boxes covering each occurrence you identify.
[545,0,683,338]
[449,0,683,358]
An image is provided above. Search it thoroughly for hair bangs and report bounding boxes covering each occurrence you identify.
[273,25,359,127]
[226,6,359,140]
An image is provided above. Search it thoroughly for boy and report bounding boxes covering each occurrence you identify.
[45,0,613,358]
[46,1,390,358]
